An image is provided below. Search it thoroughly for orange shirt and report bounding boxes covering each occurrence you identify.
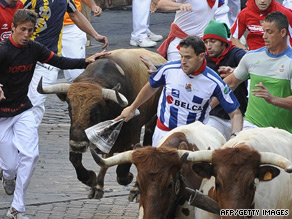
[63,0,81,25]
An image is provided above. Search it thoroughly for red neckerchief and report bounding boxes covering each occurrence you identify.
[207,0,216,8]
[207,43,235,65]
[191,58,207,76]
[9,35,25,48]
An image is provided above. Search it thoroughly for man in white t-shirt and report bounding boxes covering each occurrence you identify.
[116,36,242,146]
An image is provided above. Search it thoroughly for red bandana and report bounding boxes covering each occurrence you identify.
[207,0,216,8]
[207,43,235,65]
[191,58,207,76]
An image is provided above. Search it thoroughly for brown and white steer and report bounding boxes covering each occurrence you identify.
[91,121,225,218]
[185,127,292,219]
[37,49,166,199]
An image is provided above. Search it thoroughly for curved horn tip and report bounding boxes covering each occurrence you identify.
[90,147,105,166]
[285,165,292,173]
[37,77,44,94]
[120,100,128,107]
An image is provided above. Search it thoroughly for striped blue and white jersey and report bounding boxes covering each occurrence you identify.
[149,60,239,130]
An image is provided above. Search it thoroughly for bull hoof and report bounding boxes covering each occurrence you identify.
[128,188,140,203]
[117,172,133,186]
[88,187,104,199]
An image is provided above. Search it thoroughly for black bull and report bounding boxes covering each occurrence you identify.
[38,48,166,199]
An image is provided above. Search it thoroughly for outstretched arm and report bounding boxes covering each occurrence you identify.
[156,0,192,12]
[115,82,159,122]
[68,10,108,49]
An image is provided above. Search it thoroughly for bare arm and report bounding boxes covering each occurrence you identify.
[228,108,243,138]
[231,36,248,51]
[82,0,102,16]
[157,0,192,12]
[252,82,292,110]
[85,50,111,63]
[115,82,159,122]
[68,10,108,49]
[0,84,5,101]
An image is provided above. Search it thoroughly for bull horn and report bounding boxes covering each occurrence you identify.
[186,150,213,163]
[102,85,128,107]
[37,77,70,94]
[260,152,292,173]
[90,147,133,168]
[177,150,192,159]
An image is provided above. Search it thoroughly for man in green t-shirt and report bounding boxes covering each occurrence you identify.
[218,11,292,133]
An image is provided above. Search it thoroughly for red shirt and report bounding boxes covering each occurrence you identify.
[231,0,292,50]
[0,0,23,42]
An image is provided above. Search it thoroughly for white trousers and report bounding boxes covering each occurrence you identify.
[62,24,86,83]
[28,63,59,127]
[227,0,241,26]
[214,0,230,28]
[131,0,151,40]
[167,37,182,61]
[207,115,232,141]
[0,109,39,212]
[152,126,169,147]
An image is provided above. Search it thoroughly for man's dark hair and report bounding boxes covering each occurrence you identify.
[179,35,205,55]
[265,11,288,33]
[13,9,38,27]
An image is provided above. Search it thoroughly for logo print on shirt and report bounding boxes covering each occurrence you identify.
[280,64,285,72]
[171,89,180,98]
[167,94,203,111]
[185,83,192,92]
[224,85,230,94]
[2,24,8,30]
[167,95,174,104]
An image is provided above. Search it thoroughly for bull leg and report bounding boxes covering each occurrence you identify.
[87,166,107,199]
[69,152,105,199]
[116,163,133,186]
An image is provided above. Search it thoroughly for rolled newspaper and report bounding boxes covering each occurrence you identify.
[85,109,140,153]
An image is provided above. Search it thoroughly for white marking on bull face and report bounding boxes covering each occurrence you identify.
[139,206,144,219]
[115,63,125,75]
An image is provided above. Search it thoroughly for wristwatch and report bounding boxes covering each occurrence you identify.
[230,132,238,137]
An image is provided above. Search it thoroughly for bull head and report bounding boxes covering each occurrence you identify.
[90,147,220,216]
[187,147,292,213]
[37,77,128,107]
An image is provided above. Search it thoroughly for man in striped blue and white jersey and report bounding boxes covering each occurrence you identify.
[116,35,243,146]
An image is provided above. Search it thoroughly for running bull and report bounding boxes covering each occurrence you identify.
[37,48,166,199]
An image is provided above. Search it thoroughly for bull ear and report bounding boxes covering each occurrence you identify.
[257,165,280,181]
[178,141,189,150]
[192,162,213,179]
